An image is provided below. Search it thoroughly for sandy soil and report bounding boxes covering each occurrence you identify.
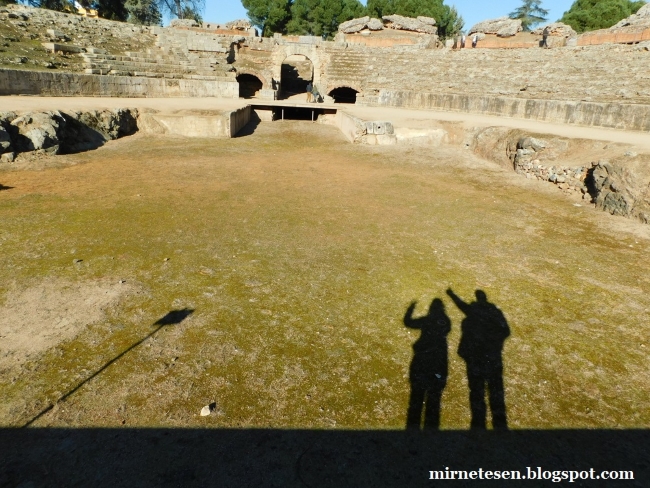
[0,278,139,373]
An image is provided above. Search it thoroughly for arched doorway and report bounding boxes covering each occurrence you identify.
[280,55,313,100]
[237,74,263,99]
[329,86,359,104]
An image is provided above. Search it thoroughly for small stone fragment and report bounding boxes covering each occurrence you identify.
[200,402,216,416]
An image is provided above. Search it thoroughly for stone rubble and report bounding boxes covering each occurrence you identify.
[382,15,437,34]
[531,23,577,39]
[338,15,437,34]
[0,109,138,159]
[468,17,523,37]
[338,16,371,34]
[366,18,384,31]
[504,134,650,223]
[225,19,253,31]
[510,136,589,198]
[589,160,649,222]
[170,19,200,29]
[610,3,650,32]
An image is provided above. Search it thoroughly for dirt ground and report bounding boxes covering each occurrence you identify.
[1,119,648,435]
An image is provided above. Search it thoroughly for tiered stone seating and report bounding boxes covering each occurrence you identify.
[327,49,371,86]
[81,26,240,81]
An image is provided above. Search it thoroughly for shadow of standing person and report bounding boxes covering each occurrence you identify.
[404,299,451,431]
[446,288,510,430]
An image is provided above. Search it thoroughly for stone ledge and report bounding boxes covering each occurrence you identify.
[0,68,238,98]
[360,90,650,132]
[41,43,84,54]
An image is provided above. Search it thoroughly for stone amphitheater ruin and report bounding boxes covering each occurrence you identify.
[2,3,650,222]
[2,3,650,484]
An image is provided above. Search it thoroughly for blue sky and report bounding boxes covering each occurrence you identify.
[202,0,584,31]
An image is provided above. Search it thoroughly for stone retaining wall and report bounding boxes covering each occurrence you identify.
[360,91,650,132]
[228,106,252,136]
[578,28,650,46]
[0,69,238,98]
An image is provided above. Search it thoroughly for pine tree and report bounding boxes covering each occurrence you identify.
[96,0,128,21]
[286,0,363,38]
[366,0,463,39]
[509,0,549,31]
[25,0,72,12]
[241,0,293,36]
[560,0,647,33]
[125,0,161,25]
[156,0,204,20]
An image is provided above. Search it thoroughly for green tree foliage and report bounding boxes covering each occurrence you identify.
[434,5,463,38]
[365,0,391,17]
[156,0,204,20]
[125,0,162,25]
[366,0,463,38]
[286,0,364,38]
[559,0,646,33]
[24,0,72,11]
[509,0,549,31]
[95,0,128,20]
[242,0,292,36]
[180,4,201,22]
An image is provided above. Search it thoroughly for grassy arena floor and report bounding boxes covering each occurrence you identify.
[0,121,648,430]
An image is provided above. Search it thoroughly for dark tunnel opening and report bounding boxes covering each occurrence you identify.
[237,74,263,99]
[272,107,328,121]
[328,87,358,104]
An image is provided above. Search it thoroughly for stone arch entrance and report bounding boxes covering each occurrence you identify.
[328,86,359,104]
[280,54,314,100]
[236,73,264,99]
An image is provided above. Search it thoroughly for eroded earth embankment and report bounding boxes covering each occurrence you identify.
[470,126,650,224]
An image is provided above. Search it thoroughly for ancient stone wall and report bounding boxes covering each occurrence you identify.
[357,92,650,132]
[317,45,650,105]
[2,4,650,134]
[0,68,238,98]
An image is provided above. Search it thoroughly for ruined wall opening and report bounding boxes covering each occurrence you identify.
[272,107,327,121]
[329,87,358,104]
[280,55,313,100]
[237,74,263,99]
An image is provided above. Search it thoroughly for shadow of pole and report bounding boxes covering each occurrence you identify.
[23,308,194,428]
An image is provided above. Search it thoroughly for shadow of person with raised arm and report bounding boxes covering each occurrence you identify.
[447,288,510,430]
[404,299,451,431]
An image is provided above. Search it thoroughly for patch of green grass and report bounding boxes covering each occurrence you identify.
[1,123,648,430]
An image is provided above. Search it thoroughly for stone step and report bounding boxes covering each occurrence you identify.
[82,53,189,66]
[85,64,194,75]
[85,60,195,71]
